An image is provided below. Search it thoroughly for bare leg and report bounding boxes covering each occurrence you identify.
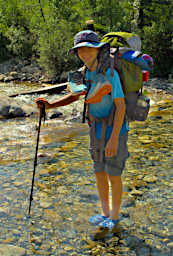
[108,175,122,220]
[95,171,110,217]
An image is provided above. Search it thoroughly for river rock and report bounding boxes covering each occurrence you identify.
[0,244,26,256]
[0,74,6,81]
[143,175,157,183]
[48,110,63,119]
[9,71,18,79]
[0,95,36,119]
[167,242,173,248]
[4,76,15,82]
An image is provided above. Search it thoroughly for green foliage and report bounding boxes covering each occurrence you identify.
[0,0,172,78]
[142,23,173,77]
[139,0,173,29]
[5,25,34,58]
[0,0,36,60]
[48,0,74,21]
[0,33,10,61]
[134,0,173,77]
[37,20,79,78]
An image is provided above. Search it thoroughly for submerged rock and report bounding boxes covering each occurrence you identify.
[0,244,26,256]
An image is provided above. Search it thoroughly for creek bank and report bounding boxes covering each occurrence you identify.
[0,57,173,120]
[144,78,173,94]
[1,58,173,92]
[0,58,67,84]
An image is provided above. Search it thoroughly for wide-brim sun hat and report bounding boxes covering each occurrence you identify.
[69,30,109,54]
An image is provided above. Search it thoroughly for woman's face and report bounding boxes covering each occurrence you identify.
[77,46,99,70]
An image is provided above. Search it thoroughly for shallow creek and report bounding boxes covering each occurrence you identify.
[0,82,173,255]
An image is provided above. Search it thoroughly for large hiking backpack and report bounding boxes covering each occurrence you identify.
[68,32,153,122]
[100,32,152,121]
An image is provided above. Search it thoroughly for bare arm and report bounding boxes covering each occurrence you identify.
[36,92,81,109]
[105,97,126,157]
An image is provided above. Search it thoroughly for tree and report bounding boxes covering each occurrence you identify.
[125,0,173,76]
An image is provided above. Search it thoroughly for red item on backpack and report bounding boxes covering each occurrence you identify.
[142,71,149,82]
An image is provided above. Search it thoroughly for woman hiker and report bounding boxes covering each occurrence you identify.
[36,30,129,234]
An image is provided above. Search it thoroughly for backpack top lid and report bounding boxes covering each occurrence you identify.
[102,32,141,52]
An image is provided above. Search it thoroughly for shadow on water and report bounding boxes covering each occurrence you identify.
[0,85,173,255]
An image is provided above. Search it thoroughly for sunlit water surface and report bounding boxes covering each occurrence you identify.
[0,82,173,255]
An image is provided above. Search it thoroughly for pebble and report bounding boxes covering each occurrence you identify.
[143,175,157,183]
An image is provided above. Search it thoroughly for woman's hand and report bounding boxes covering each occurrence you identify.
[35,97,51,109]
[105,137,119,158]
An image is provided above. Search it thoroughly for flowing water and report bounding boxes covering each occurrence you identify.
[0,82,173,255]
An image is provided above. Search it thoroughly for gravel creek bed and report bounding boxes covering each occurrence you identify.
[0,80,172,255]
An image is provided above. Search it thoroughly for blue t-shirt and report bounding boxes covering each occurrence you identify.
[86,68,129,140]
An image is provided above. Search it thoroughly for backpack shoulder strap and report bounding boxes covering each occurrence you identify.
[82,67,92,123]
[110,53,126,94]
[110,54,114,77]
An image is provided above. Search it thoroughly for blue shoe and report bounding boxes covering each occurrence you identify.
[98,218,119,231]
[88,214,108,225]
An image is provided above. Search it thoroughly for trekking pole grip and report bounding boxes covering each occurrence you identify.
[40,103,46,121]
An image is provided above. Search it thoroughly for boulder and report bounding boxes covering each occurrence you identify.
[0,95,37,119]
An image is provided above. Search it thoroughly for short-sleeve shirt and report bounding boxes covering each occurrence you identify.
[86,68,129,140]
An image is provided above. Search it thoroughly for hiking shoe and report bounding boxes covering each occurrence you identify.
[85,82,112,104]
[88,214,108,225]
[98,218,120,232]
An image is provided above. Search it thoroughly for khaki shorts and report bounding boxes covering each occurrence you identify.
[89,132,129,176]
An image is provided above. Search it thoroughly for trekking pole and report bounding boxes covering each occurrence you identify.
[28,104,46,216]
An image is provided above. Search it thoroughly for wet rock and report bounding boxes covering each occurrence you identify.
[120,208,130,218]
[136,246,151,255]
[143,175,157,183]
[39,77,52,83]
[20,74,27,81]
[167,242,173,248]
[148,78,173,93]
[4,76,15,82]
[39,200,52,209]
[0,104,25,118]
[38,153,51,158]
[48,110,63,119]
[9,71,18,78]
[0,95,36,119]
[30,236,42,246]
[0,244,26,256]
[122,197,136,208]
[0,207,8,214]
[0,74,6,81]
[130,189,144,196]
